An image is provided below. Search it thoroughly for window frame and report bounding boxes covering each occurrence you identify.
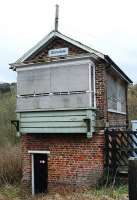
[107,73,126,115]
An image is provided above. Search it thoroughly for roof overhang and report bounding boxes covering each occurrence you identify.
[12,30,104,65]
[104,55,133,84]
[10,54,97,70]
[9,30,132,84]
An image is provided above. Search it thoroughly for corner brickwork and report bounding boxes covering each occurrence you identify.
[95,62,107,128]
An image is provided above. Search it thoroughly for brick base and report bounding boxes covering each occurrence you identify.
[21,133,104,193]
[108,112,127,127]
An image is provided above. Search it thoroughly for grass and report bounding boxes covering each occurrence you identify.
[0,185,128,200]
[0,144,22,185]
[85,186,128,200]
[0,185,21,200]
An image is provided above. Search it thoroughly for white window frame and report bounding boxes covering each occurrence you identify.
[107,75,126,114]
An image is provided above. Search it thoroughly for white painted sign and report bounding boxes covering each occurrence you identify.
[48,48,68,57]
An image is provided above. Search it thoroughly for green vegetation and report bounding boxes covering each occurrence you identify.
[128,84,137,120]
[0,83,17,146]
[0,144,22,185]
[0,185,128,200]
[0,185,21,200]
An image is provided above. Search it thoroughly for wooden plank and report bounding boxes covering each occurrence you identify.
[17,64,89,96]
[20,121,86,128]
[20,116,85,122]
[17,93,89,111]
[51,64,89,92]
[19,110,95,134]
[21,127,87,133]
[17,68,51,95]
[20,110,87,117]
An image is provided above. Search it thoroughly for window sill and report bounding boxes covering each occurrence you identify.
[108,109,126,115]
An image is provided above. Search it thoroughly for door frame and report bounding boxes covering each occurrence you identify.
[28,150,50,195]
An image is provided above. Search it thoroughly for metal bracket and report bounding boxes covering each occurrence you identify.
[11,120,19,132]
[84,118,91,132]
[84,118,92,138]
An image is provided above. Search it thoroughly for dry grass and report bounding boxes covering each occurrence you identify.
[0,144,22,185]
[31,186,128,200]
[0,185,128,200]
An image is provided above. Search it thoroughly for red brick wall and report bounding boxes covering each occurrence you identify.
[95,63,107,124]
[21,133,104,192]
[25,37,87,63]
[108,112,127,127]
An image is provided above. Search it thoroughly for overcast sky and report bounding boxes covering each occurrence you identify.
[0,0,137,83]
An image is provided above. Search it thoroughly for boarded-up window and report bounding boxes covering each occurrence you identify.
[107,74,126,113]
[50,64,89,92]
[17,64,89,95]
[17,61,94,111]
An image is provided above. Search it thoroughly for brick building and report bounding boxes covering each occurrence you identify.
[10,29,132,194]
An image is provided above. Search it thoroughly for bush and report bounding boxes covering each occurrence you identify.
[0,144,22,185]
[0,84,17,146]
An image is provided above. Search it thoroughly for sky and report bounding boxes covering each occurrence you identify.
[0,0,137,83]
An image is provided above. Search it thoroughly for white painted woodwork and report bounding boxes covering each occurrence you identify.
[51,64,89,92]
[17,93,89,111]
[28,150,50,154]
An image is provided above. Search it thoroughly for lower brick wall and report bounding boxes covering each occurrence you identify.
[21,132,104,193]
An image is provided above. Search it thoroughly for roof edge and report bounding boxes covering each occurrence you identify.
[9,30,132,85]
[11,30,104,66]
[9,53,97,69]
[15,30,56,64]
[105,55,133,84]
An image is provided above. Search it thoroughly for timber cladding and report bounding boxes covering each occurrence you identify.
[18,110,95,135]
[21,133,104,192]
